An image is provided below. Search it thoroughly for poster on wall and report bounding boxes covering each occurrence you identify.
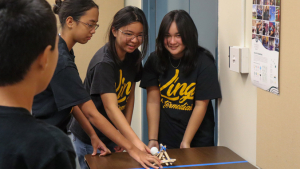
[251,0,280,95]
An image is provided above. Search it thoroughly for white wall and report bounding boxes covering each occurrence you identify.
[218,0,257,165]
[125,0,141,7]
[124,0,142,140]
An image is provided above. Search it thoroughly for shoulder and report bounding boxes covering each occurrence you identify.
[54,49,76,75]
[7,118,75,168]
[145,51,159,64]
[90,44,115,70]
[196,47,216,70]
[34,121,74,152]
[31,122,75,168]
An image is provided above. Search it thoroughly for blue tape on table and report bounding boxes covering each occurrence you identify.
[130,160,248,169]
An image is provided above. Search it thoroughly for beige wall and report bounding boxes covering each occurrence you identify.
[47,0,124,80]
[257,1,300,168]
[124,0,143,140]
[74,0,124,79]
[218,0,257,165]
[220,0,300,168]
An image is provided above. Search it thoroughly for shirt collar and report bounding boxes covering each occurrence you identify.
[58,35,75,61]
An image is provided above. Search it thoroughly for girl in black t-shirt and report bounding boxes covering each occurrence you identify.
[69,6,162,169]
[33,1,160,169]
[140,10,222,149]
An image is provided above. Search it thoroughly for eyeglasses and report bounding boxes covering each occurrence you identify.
[118,29,143,42]
[76,20,99,30]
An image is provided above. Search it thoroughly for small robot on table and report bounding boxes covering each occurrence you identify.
[150,144,176,166]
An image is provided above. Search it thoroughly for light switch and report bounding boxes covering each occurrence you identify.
[229,46,240,72]
[229,46,249,73]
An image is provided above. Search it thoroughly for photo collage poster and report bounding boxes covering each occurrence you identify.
[251,0,280,95]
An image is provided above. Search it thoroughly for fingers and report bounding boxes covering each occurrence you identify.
[92,147,97,156]
[139,154,162,169]
[114,146,124,152]
[148,158,161,168]
[143,159,158,169]
[138,160,149,169]
[151,156,162,168]
[145,155,162,169]
[145,146,151,154]
[99,150,108,156]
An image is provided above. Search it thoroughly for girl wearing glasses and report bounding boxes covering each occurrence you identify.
[69,6,155,168]
[33,1,161,169]
[140,10,222,149]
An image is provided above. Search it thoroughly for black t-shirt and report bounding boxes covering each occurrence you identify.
[0,106,76,169]
[32,36,90,133]
[70,43,142,145]
[140,50,221,148]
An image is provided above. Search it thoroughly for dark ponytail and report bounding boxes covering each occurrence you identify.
[53,0,98,27]
[53,0,62,14]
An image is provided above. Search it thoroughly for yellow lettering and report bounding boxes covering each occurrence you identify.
[116,70,132,105]
[160,69,195,103]
[116,70,122,91]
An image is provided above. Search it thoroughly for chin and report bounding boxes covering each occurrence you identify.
[80,41,88,44]
[126,48,136,53]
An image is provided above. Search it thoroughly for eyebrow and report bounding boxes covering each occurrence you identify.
[123,30,143,34]
[89,20,97,23]
[165,32,180,35]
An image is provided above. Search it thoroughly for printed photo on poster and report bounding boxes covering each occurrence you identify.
[251,0,280,95]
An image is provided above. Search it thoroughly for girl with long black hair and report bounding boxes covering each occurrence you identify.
[141,10,222,149]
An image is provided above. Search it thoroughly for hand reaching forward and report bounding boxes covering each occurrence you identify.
[90,135,111,156]
[128,146,162,169]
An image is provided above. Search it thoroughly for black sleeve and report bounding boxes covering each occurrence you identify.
[134,62,143,82]
[195,63,222,100]
[50,66,91,111]
[89,62,116,95]
[140,55,159,88]
[43,151,76,169]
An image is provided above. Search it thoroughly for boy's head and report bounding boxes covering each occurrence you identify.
[0,0,58,93]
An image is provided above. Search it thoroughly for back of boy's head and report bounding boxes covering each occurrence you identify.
[0,0,57,86]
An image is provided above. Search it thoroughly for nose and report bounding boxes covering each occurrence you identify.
[90,28,96,34]
[131,36,138,43]
[169,36,176,44]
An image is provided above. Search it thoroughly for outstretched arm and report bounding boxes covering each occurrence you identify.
[123,83,136,125]
[180,100,209,148]
[146,86,161,149]
[78,100,162,169]
[100,91,149,153]
[72,106,110,156]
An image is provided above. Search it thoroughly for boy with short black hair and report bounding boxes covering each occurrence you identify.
[0,0,76,168]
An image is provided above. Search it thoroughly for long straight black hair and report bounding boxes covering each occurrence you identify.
[107,6,148,67]
[156,10,214,76]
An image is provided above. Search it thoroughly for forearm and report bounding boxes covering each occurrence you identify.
[72,106,97,138]
[146,86,161,140]
[147,102,160,140]
[182,100,209,144]
[106,105,140,144]
[123,84,135,124]
[78,100,134,151]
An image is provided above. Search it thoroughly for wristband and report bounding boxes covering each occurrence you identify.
[149,139,158,141]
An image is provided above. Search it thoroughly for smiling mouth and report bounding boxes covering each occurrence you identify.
[127,44,136,48]
[168,46,178,49]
